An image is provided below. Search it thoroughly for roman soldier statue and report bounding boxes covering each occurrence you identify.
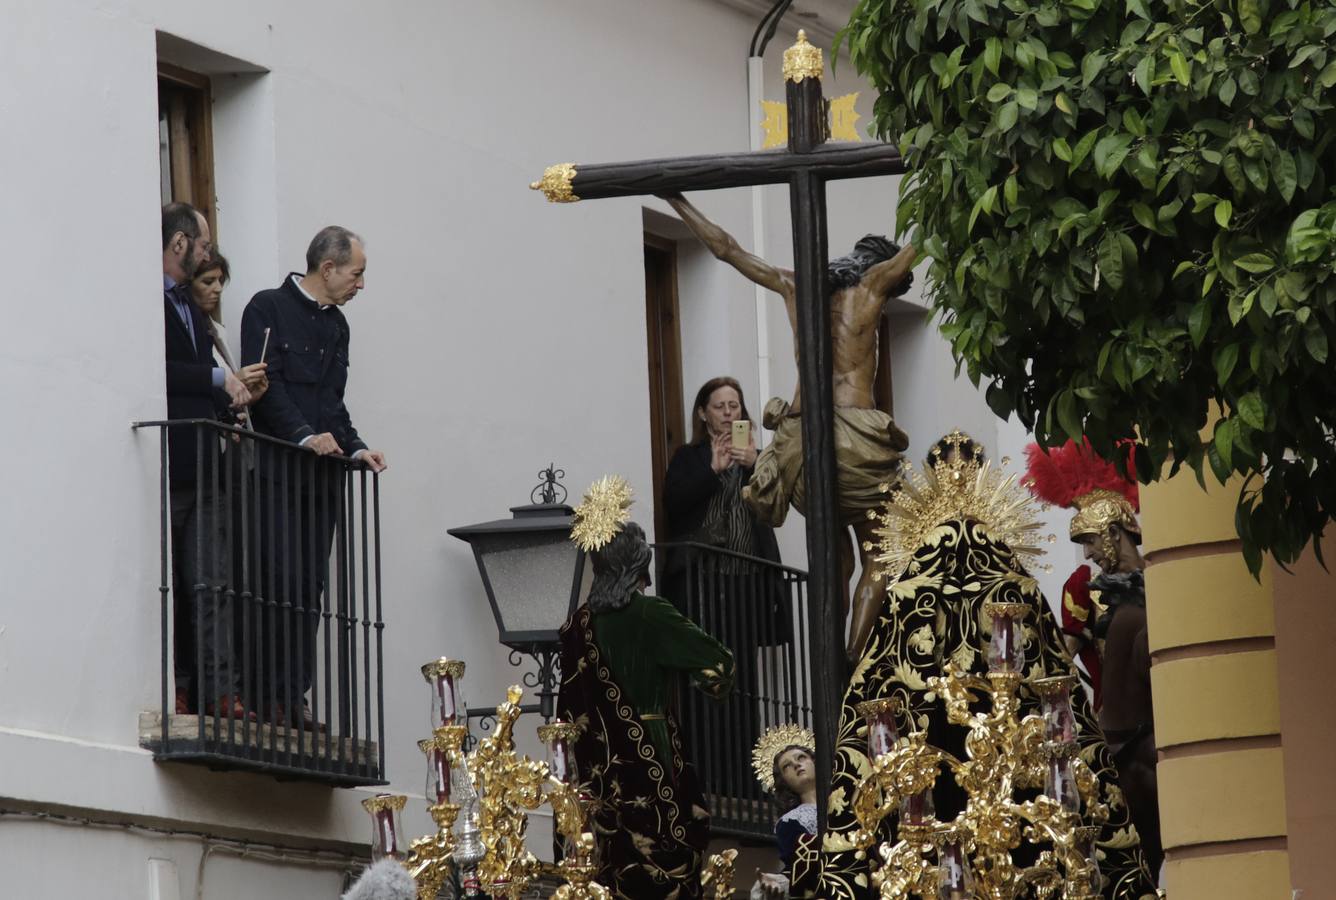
[1025,439,1162,876]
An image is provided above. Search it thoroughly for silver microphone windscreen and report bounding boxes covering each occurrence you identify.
[341,860,416,900]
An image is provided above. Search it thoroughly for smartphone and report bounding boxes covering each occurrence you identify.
[731,419,751,449]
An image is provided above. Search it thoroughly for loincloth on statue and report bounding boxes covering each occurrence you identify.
[743,397,909,528]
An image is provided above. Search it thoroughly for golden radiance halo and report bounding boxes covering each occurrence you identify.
[570,475,634,553]
[869,430,1049,585]
[752,723,816,793]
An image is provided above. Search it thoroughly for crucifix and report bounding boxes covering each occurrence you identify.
[531,31,908,832]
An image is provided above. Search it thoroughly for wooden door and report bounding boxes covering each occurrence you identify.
[644,236,685,541]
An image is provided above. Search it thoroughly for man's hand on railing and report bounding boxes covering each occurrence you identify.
[223,371,252,409]
[236,362,268,403]
[304,432,343,456]
[358,449,388,473]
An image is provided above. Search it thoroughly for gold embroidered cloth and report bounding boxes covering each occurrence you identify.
[815,518,1158,899]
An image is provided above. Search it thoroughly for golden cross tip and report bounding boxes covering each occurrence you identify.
[783,29,823,83]
[531,162,579,203]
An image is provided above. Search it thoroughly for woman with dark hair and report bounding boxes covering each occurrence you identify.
[663,376,778,564]
[663,377,785,792]
[559,477,735,899]
[182,251,267,718]
[188,252,267,401]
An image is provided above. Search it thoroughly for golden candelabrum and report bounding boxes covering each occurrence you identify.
[362,659,608,900]
[701,847,738,899]
[850,603,1106,900]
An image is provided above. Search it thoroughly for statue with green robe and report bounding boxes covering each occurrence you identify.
[558,476,735,899]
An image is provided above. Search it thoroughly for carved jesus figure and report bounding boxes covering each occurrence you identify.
[661,193,917,663]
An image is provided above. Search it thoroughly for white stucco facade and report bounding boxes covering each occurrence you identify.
[0,1,1081,896]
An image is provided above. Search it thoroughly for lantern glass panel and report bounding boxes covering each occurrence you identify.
[473,532,591,637]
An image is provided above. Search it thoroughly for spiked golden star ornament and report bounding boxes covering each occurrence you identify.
[752,723,816,793]
[867,430,1051,585]
[570,475,634,553]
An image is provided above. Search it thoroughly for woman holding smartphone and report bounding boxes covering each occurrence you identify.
[662,376,785,789]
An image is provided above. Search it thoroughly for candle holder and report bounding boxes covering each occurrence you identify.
[422,658,466,730]
[933,830,975,900]
[849,663,1108,899]
[856,696,902,760]
[983,601,1029,675]
[403,725,467,900]
[1034,675,1079,746]
[378,665,609,900]
[701,847,738,899]
[361,794,407,863]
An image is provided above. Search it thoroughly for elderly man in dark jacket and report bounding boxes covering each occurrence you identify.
[240,225,386,728]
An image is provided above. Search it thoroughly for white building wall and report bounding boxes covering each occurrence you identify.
[0,0,1073,896]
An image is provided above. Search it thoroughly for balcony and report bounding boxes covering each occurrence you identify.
[133,419,387,787]
[655,542,813,840]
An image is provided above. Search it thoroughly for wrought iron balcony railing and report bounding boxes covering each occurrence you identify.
[655,541,813,840]
[133,418,386,787]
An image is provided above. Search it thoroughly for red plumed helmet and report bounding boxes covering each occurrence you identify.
[1022,439,1139,512]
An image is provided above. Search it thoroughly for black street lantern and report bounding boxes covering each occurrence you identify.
[447,465,591,720]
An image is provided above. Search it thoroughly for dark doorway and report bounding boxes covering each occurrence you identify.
[644,236,685,540]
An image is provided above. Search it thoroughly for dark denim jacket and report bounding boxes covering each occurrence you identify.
[239,274,366,457]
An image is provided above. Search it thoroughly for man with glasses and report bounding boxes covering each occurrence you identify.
[162,202,252,720]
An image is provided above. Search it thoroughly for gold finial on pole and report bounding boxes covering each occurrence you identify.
[530,163,580,203]
[783,29,823,83]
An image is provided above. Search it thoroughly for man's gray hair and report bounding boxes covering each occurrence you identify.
[306,225,364,272]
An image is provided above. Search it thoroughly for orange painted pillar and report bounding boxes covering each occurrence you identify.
[1141,474,1290,897]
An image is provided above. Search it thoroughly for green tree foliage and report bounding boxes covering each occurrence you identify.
[839,0,1336,571]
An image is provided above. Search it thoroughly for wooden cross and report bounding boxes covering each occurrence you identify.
[531,31,906,832]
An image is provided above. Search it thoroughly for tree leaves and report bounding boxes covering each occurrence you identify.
[1093,133,1134,178]
[842,0,1336,574]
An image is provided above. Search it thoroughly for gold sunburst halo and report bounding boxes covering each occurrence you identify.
[752,723,816,793]
[570,475,634,553]
[869,431,1049,585]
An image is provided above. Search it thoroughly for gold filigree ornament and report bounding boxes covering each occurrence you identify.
[530,163,579,203]
[783,29,823,83]
[570,475,634,553]
[752,723,816,793]
[868,430,1050,585]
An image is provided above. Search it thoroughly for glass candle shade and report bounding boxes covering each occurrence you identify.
[537,720,582,786]
[422,658,466,729]
[899,788,935,827]
[984,603,1027,674]
[1044,757,1081,814]
[1074,826,1103,895]
[855,698,900,760]
[1034,676,1078,744]
[420,738,451,806]
[361,794,407,862]
[935,839,975,900]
